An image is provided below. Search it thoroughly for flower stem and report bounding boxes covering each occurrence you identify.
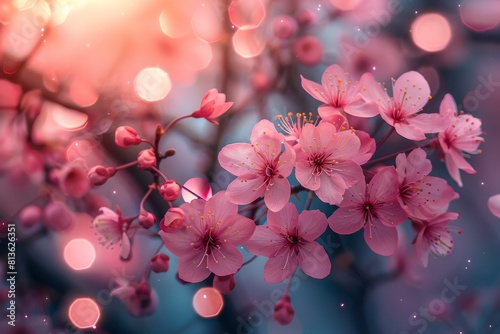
[139,186,154,211]
[115,160,139,171]
[241,255,258,267]
[304,191,315,210]
[163,115,192,133]
[151,166,169,182]
[363,142,430,167]
[376,127,395,149]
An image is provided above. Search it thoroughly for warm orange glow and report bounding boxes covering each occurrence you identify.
[232,28,265,58]
[51,104,89,130]
[13,0,37,10]
[68,81,99,107]
[193,287,223,318]
[329,0,362,11]
[411,13,452,52]
[228,0,265,29]
[134,67,172,102]
[64,239,96,270]
[68,298,100,329]
[159,10,191,38]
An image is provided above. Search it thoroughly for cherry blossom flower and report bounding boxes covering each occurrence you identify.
[158,192,255,283]
[294,122,363,205]
[412,212,460,267]
[115,126,141,147]
[191,88,233,124]
[244,203,331,283]
[92,207,131,260]
[396,148,458,219]
[301,64,379,122]
[110,278,158,317]
[294,35,323,66]
[273,294,294,325]
[160,207,185,233]
[57,159,90,198]
[218,120,296,212]
[275,112,319,145]
[328,166,408,256]
[437,94,484,187]
[359,71,448,140]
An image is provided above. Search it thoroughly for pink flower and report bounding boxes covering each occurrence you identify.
[159,180,180,201]
[275,112,319,145]
[92,207,131,260]
[18,205,42,228]
[301,64,380,121]
[137,148,156,169]
[191,88,233,124]
[396,148,458,219]
[413,212,460,267]
[158,192,255,283]
[110,279,158,317]
[150,253,170,273]
[294,122,363,205]
[328,167,408,256]
[273,294,294,325]
[160,207,185,233]
[294,35,323,67]
[88,165,116,186]
[58,159,90,198]
[115,126,141,147]
[43,201,75,231]
[138,210,155,229]
[213,274,236,295]
[437,94,484,187]
[359,71,448,140]
[351,130,376,165]
[218,120,296,212]
[244,203,331,283]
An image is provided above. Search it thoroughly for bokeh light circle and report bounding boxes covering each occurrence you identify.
[411,13,452,52]
[232,28,265,58]
[193,287,223,318]
[64,238,96,270]
[329,0,362,11]
[134,67,172,102]
[68,298,100,329]
[228,0,265,29]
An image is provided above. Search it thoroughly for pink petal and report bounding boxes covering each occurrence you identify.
[393,71,430,114]
[208,244,243,276]
[177,252,211,283]
[358,72,390,111]
[297,242,331,279]
[444,153,463,187]
[263,248,298,283]
[216,214,256,245]
[344,98,380,118]
[329,160,364,188]
[204,191,238,223]
[210,101,233,119]
[244,226,287,257]
[158,229,195,256]
[120,232,131,260]
[364,219,398,256]
[180,199,206,236]
[406,176,458,219]
[300,75,329,104]
[264,176,291,212]
[318,105,343,121]
[447,148,476,174]
[396,148,431,184]
[488,194,500,218]
[351,130,376,165]
[250,119,282,143]
[316,172,347,205]
[410,113,450,134]
[218,143,259,176]
[394,122,426,141]
[413,229,429,267]
[328,206,364,234]
[326,128,361,161]
[320,64,347,102]
[297,123,318,155]
[267,203,299,232]
[295,157,319,191]
[368,167,399,203]
[297,210,327,241]
[439,93,457,117]
[374,201,408,227]
[277,141,296,177]
[252,134,283,163]
[225,173,266,205]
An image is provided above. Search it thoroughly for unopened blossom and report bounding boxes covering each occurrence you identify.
[92,207,131,260]
[191,88,233,124]
[138,210,155,229]
[115,126,141,147]
[110,278,158,317]
[413,212,460,267]
[18,205,42,228]
[359,71,448,140]
[159,192,255,283]
[294,122,363,205]
[160,207,185,233]
[328,167,408,256]
[273,294,294,325]
[57,159,90,198]
[218,120,296,212]
[396,148,458,219]
[43,201,75,231]
[301,64,379,121]
[437,94,484,187]
[159,180,180,201]
[244,203,331,283]
[294,35,323,66]
[150,253,170,273]
[213,274,236,295]
[88,165,116,186]
[137,148,156,169]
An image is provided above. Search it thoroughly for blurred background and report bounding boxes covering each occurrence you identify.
[1,0,500,333]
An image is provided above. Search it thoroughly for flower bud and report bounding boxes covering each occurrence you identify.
[191,89,233,124]
[273,294,294,325]
[213,274,236,295]
[159,180,180,201]
[138,210,155,229]
[88,165,116,186]
[150,253,170,273]
[293,35,323,67]
[137,149,156,169]
[19,205,43,228]
[43,201,74,231]
[160,207,185,232]
[115,126,141,147]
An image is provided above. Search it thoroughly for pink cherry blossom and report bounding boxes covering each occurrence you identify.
[57,159,90,198]
[218,120,296,212]
[328,166,408,256]
[275,112,319,145]
[244,203,331,283]
[110,278,158,317]
[488,194,500,218]
[160,207,185,233]
[412,212,460,267]
[294,122,363,205]
[158,192,255,283]
[437,94,484,187]
[359,71,448,140]
[115,126,141,147]
[191,88,233,124]
[301,64,379,122]
[92,207,131,260]
[396,148,458,219]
